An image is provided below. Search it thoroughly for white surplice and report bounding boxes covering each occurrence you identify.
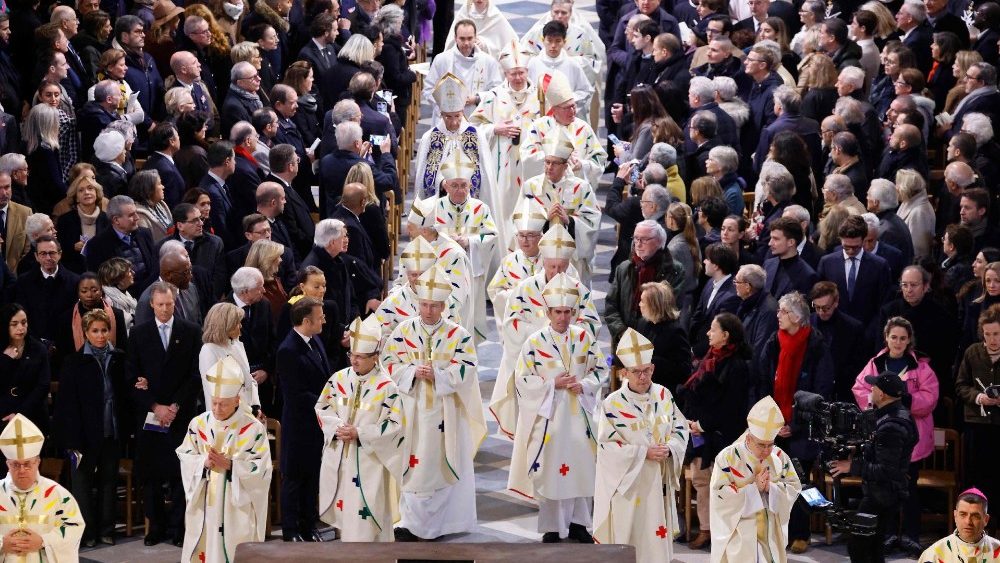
[422,47,504,122]
[521,115,607,190]
[526,52,594,121]
[0,475,84,563]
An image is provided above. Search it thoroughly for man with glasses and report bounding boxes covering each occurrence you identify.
[946,62,1000,140]
[136,248,203,325]
[114,14,163,152]
[13,235,80,344]
[734,0,769,34]
[225,213,297,290]
[160,203,227,300]
[221,61,264,138]
[817,214,893,333]
[897,0,934,74]
[809,281,866,401]
[819,17,863,70]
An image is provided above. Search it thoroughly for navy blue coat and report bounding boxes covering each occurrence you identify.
[331,205,376,268]
[875,210,914,267]
[266,174,315,260]
[948,89,1000,140]
[198,173,239,249]
[143,153,186,208]
[902,22,934,75]
[816,249,893,330]
[683,101,740,156]
[77,102,119,164]
[812,310,868,401]
[607,8,680,69]
[229,153,265,222]
[84,227,158,296]
[754,112,821,173]
[739,72,781,175]
[737,289,778,379]
[763,255,819,300]
[318,150,397,218]
[123,49,164,150]
[275,329,328,470]
[690,276,742,357]
[220,93,261,140]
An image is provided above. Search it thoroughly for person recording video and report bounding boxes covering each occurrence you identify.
[828,370,918,563]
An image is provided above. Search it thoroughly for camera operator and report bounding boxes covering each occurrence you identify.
[829,371,918,563]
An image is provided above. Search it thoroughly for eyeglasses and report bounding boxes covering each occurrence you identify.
[240,73,261,81]
[252,227,272,236]
[639,200,656,206]
[7,460,36,471]
[733,279,749,286]
[183,217,205,224]
[36,250,61,257]
[515,233,541,241]
[633,236,657,244]
[777,308,791,316]
[965,73,982,81]
[812,302,833,313]
[745,57,766,63]
[191,28,211,35]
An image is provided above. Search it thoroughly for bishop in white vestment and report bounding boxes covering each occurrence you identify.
[422,24,503,122]
[508,272,608,542]
[918,487,1000,563]
[518,128,601,285]
[709,397,802,563]
[0,415,84,563]
[593,329,689,563]
[380,266,487,541]
[375,236,461,337]
[491,224,598,438]
[316,315,407,542]
[177,359,272,563]
[414,73,496,207]
[470,41,542,246]
[521,70,607,190]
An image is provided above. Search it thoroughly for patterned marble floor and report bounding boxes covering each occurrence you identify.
[82,0,929,560]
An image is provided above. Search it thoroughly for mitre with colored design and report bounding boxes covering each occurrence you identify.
[542,272,580,309]
[511,197,547,233]
[747,396,785,442]
[400,235,438,273]
[537,223,576,260]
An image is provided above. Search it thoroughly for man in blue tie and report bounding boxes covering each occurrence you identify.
[198,141,239,248]
[816,214,893,334]
[168,51,219,136]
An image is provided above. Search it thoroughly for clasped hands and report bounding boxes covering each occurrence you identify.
[548,203,569,225]
[335,424,359,441]
[645,444,671,461]
[204,448,232,472]
[415,363,436,382]
[1,529,42,555]
[554,372,582,394]
[754,464,771,493]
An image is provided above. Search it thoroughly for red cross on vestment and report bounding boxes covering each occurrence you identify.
[409,455,420,468]
[559,464,569,476]
[656,526,667,539]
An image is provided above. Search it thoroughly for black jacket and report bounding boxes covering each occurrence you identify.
[604,248,687,341]
[604,178,643,278]
[300,246,382,329]
[56,346,130,454]
[267,174,315,260]
[143,152,187,208]
[737,289,778,378]
[84,227,158,296]
[94,161,129,198]
[636,317,692,393]
[77,102,119,164]
[676,350,753,468]
[13,268,81,344]
[0,337,51,430]
[850,400,918,506]
[812,310,869,402]
[56,208,111,274]
[652,51,691,122]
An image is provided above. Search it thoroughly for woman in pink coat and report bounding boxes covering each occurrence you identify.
[852,316,939,557]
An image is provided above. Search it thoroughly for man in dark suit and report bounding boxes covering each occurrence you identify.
[733,0,769,34]
[221,61,265,139]
[254,182,294,250]
[604,162,644,280]
[84,195,158,296]
[898,1,934,74]
[13,236,80,345]
[158,203,228,302]
[228,121,266,222]
[816,214,893,333]
[689,242,741,356]
[317,121,396,217]
[297,14,339,102]
[735,264,779,380]
[350,71,398,156]
[135,249,208,326]
[947,63,1000,140]
[77,80,122,164]
[301,219,382,332]
[754,86,822,174]
[809,281,869,402]
[685,109,720,183]
[275,297,329,542]
[606,0,680,74]
[829,132,870,201]
[330,182,375,267]
[926,0,970,47]
[126,281,201,547]
[972,4,1000,66]
[143,123,186,208]
[684,76,739,154]
[267,144,315,261]
[225,214,297,291]
[198,141,240,249]
[866,180,915,267]
[227,267,279,414]
[763,217,819,300]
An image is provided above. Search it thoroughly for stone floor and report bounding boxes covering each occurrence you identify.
[82,0,938,560]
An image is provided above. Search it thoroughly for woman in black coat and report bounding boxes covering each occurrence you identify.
[0,304,52,433]
[56,178,111,274]
[635,281,692,393]
[374,5,416,127]
[56,308,129,547]
[675,311,753,549]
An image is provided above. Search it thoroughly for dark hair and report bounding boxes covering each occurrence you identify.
[853,10,877,37]
[113,14,144,45]
[629,85,667,139]
[76,272,104,304]
[635,20,660,40]
[182,187,209,206]
[243,213,269,233]
[699,196,729,230]
[945,223,974,256]
[81,10,111,38]
[822,17,849,45]
[713,312,749,350]
[149,123,178,152]
[831,131,860,156]
[770,131,812,177]
[769,216,804,245]
[251,108,278,133]
[0,303,26,350]
[950,132,978,159]
[172,202,199,225]
[809,280,840,300]
[838,214,868,239]
[705,242,738,274]
[310,12,336,37]
[207,140,235,168]
[957,491,990,513]
[291,296,322,325]
[963,187,991,213]
[889,42,918,69]
[246,23,274,42]
[269,144,297,174]
[542,20,567,39]
[704,13,733,34]
[932,31,962,63]
[177,110,210,147]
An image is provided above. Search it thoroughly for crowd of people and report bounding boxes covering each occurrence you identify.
[0,0,1000,560]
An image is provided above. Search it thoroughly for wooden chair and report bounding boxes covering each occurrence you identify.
[118,458,136,536]
[917,428,961,534]
[743,192,755,219]
[266,418,283,538]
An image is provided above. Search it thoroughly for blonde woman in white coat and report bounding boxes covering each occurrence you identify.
[198,302,264,419]
[896,169,936,260]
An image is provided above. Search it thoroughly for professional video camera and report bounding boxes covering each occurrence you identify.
[792,391,878,537]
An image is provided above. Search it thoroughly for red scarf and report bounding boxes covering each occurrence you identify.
[774,326,811,422]
[630,251,659,311]
[927,61,939,84]
[684,343,737,389]
[234,145,258,167]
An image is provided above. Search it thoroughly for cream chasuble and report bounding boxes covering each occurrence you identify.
[918,532,1000,563]
[0,476,84,563]
[521,115,607,192]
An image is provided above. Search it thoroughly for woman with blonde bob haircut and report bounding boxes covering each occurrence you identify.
[199,300,264,419]
[636,281,692,391]
[345,162,390,264]
[245,239,288,317]
[895,169,935,259]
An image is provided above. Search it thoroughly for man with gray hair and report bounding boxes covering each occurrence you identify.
[0,155,30,208]
[640,185,671,221]
[948,63,1000,139]
[228,120,266,222]
[226,264,279,413]
[84,194,158,295]
[860,212,906,281]
[897,0,933,74]
[956,112,1000,191]
[647,143,685,201]
[221,61,264,138]
[865,178,915,267]
[318,120,397,217]
[734,263,778,359]
[684,76,739,152]
[822,173,867,216]
[754,84,822,174]
[302,218,383,330]
[604,219,686,343]
[319,99,363,158]
[0,171,31,273]
[78,79,124,163]
[12,213,57,275]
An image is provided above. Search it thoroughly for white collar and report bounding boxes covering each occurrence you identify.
[157,316,174,330]
[42,266,59,279]
[233,294,249,309]
[155,151,174,164]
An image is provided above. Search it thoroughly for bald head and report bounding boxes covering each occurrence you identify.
[160,252,192,290]
[341,182,366,213]
[170,51,200,82]
[945,161,977,190]
[892,124,922,150]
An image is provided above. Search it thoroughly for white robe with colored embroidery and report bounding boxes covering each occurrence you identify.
[526,53,594,121]
[422,47,504,122]
[487,248,578,336]
[507,325,607,502]
[518,173,601,285]
[470,82,542,247]
[918,531,1000,563]
[413,121,495,206]
[380,318,486,539]
[521,115,607,191]
[709,433,801,563]
[493,270,601,438]
[177,410,272,563]
[520,18,606,83]
[0,475,84,563]
[374,283,462,339]
[315,366,407,542]
[593,384,689,563]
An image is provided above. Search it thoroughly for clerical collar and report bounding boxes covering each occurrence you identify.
[954,529,987,545]
[11,480,38,494]
[420,318,444,332]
